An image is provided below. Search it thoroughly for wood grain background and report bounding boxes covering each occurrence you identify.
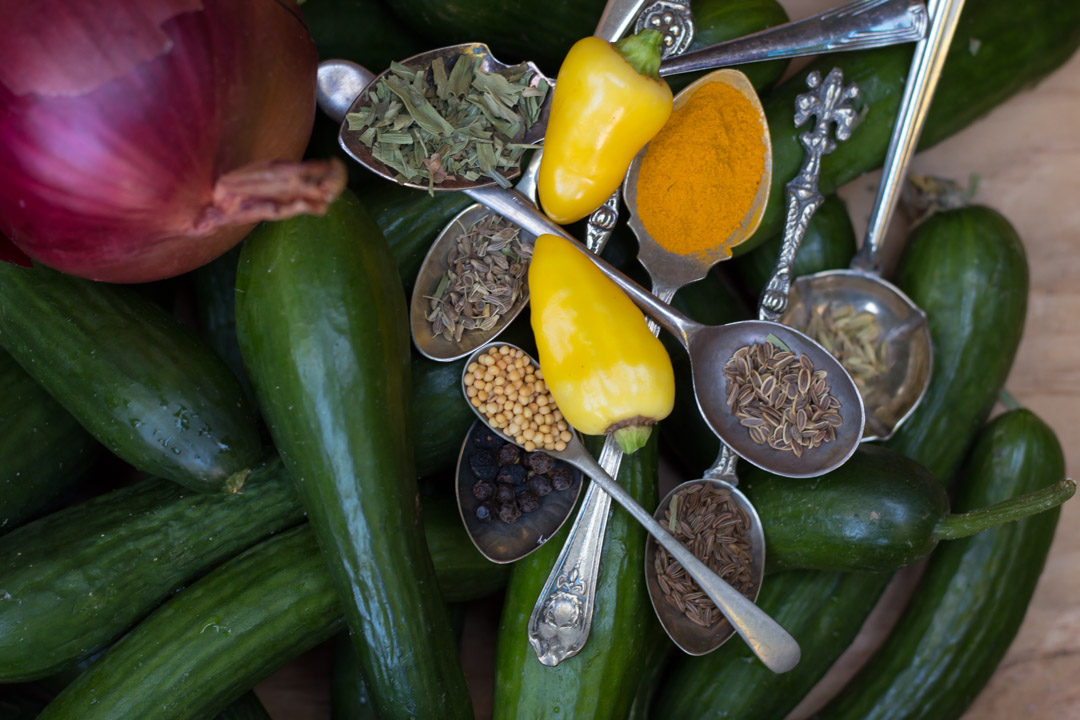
[258,1,1080,716]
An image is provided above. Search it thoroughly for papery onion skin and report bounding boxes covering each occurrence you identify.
[0,0,339,283]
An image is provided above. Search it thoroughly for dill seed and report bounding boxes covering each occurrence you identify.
[426,214,532,343]
[654,484,756,628]
[804,303,887,399]
[723,341,842,455]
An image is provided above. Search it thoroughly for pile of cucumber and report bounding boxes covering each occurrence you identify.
[1,0,1077,718]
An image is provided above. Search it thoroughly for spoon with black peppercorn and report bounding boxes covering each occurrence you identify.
[459,342,802,673]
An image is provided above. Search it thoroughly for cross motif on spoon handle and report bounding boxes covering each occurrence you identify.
[759,67,860,322]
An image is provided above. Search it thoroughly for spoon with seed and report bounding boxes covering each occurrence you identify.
[779,0,965,441]
[461,342,802,673]
[639,66,861,653]
[335,0,927,194]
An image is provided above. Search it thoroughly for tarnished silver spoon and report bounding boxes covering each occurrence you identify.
[779,0,965,440]
[335,0,927,193]
[460,342,802,673]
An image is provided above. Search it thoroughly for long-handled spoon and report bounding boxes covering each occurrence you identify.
[461,343,802,673]
[643,66,861,654]
[779,0,965,440]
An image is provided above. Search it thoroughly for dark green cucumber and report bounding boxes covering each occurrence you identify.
[654,203,1031,720]
[737,0,1080,256]
[0,263,264,493]
[34,501,506,720]
[815,409,1066,720]
[493,434,670,719]
[235,190,471,720]
[36,526,342,720]
[886,205,1028,483]
[742,443,1072,573]
[0,349,99,532]
[0,458,305,681]
[216,692,273,720]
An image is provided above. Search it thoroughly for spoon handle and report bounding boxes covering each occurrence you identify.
[853,0,967,274]
[527,436,623,665]
[658,0,928,77]
[759,68,861,322]
[559,441,801,673]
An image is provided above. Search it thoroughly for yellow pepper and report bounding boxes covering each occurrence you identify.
[537,30,673,225]
[528,233,675,454]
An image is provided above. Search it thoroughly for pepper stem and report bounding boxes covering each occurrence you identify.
[933,477,1075,541]
[613,425,653,454]
[614,29,665,81]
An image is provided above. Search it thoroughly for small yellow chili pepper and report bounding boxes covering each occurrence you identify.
[537,29,673,225]
[528,233,675,454]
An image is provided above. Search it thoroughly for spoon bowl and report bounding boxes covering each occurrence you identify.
[782,270,931,440]
[645,478,765,655]
[455,419,583,563]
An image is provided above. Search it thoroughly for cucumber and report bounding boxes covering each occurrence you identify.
[654,203,1031,719]
[0,349,99,532]
[738,0,1080,256]
[216,692,273,720]
[0,458,305,681]
[235,190,471,719]
[814,409,1066,720]
[0,262,264,493]
[492,434,669,719]
[33,498,506,720]
[886,205,1028,483]
[742,443,1072,573]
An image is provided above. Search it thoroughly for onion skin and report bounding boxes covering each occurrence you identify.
[0,0,343,283]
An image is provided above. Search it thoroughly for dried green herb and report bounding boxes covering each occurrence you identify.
[426,214,533,343]
[344,53,549,190]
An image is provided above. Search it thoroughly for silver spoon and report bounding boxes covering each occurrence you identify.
[461,342,802,673]
[779,0,964,441]
[525,0,696,668]
[335,0,927,193]
[643,66,860,654]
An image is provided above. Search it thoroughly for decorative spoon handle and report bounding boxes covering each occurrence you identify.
[527,436,623,665]
[659,0,927,76]
[558,440,801,673]
[760,68,861,322]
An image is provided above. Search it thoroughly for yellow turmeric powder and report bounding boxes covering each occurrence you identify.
[634,77,769,257]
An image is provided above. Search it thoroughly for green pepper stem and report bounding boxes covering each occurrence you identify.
[614,29,665,80]
[933,477,1075,541]
[613,425,653,454]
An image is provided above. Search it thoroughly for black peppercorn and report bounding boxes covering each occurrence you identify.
[497,502,522,524]
[468,449,498,480]
[473,429,504,452]
[472,480,494,501]
[518,492,539,513]
[496,463,528,486]
[527,474,553,497]
[497,443,522,465]
[495,484,516,504]
[527,452,556,474]
[549,466,574,491]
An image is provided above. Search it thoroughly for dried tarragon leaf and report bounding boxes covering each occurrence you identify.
[344,53,548,190]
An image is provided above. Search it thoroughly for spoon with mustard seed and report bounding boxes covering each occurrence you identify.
[460,342,802,674]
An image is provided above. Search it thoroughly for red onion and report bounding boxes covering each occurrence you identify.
[0,0,346,283]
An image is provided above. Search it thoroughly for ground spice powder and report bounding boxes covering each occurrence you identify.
[634,80,767,257]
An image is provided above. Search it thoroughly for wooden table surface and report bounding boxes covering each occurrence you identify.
[258,2,1080,716]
